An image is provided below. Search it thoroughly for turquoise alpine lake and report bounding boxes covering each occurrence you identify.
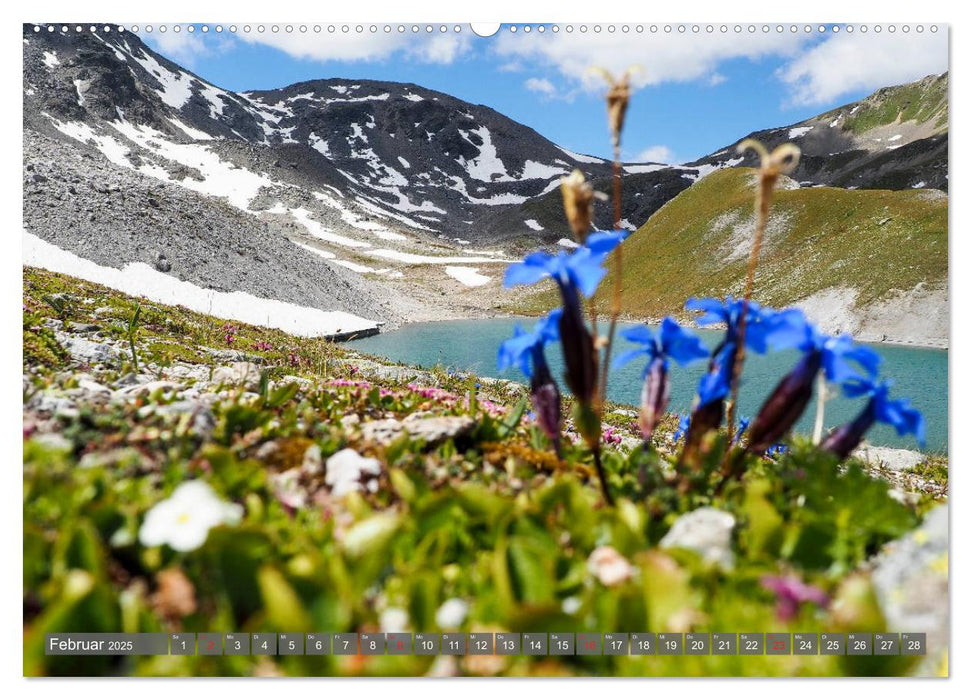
[346,318,948,453]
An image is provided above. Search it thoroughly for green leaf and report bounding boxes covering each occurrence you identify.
[257,566,312,631]
[266,382,299,409]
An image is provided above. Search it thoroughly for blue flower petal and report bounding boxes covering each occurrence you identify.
[585,229,630,255]
[612,346,648,370]
[658,317,709,367]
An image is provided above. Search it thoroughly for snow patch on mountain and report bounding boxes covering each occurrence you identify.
[557,146,604,164]
[445,266,490,287]
[23,230,377,337]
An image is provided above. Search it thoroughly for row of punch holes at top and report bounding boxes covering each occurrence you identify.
[32,24,941,36]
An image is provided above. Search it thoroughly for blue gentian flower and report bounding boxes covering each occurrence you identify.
[822,377,925,459]
[613,317,710,374]
[673,414,690,443]
[732,416,751,445]
[681,297,803,463]
[497,310,565,455]
[686,296,796,409]
[503,230,628,298]
[747,311,882,454]
[497,310,562,379]
[613,318,709,445]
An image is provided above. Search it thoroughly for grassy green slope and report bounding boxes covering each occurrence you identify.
[822,72,948,134]
[513,168,947,319]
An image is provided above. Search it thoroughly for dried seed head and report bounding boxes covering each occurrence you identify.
[560,169,595,242]
[737,139,801,187]
[590,67,639,148]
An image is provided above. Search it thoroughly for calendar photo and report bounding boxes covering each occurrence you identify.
[21,17,949,679]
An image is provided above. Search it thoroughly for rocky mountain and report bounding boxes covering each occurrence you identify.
[22,23,949,336]
[496,73,949,241]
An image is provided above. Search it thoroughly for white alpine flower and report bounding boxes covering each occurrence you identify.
[379,607,410,633]
[435,598,469,629]
[586,545,635,587]
[139,481,243,552]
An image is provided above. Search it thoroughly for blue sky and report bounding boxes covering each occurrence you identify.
[145,24,948,162]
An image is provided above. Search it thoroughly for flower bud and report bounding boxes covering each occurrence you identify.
[557,286,598,405]
[638,356,670,442]
[530,352,562,456]
[747,350,822,454]
[821,402,877,461]
[560,169,594,242]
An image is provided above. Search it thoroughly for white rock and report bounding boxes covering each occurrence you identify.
[660,507,736,569]
[325,448,382,497]
[870,504,948,674]
[211,361,261,390]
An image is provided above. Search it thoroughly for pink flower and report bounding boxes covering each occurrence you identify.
[603,426,622,445]
[760,574,829,621]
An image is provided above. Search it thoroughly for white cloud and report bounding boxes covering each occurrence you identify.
[235,31,471,65]
[776,30,949,106]
[494,30,807,92]
[708,72,727,86]
[524,76,556,97]
[634,145,675,163]
[145,31,220,67]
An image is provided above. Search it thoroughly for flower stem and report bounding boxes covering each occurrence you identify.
[726,170,772,443]
[812,372,827,445]
[598,145,625,410]
[592,445,615,506]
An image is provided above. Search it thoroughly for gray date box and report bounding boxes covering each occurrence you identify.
[360,632,385,655]
[901,633,926,655]
[630,633,655,655]
[305,633,330,655]
[820,633,845,655]
[685,633,709,655]
[278,633,303,655]
[198,633,222,656]
[794,633,818,655]
[387,633,412,655]
[496,632,520,655]
[333,633,358,655]
[549,632,575,656]
[739,633,763,655]
[874,633,898,656]
[604,633,629,655]
[469,632,494,655]
[170,633,195,655]
[657,633,683,655]
[414,633,439,655]
[577,633,601,655]
[712,633,736,655]
[251,633,276,655]
[224,633,249,655]
[847,633,872,655]
[441,633,466,655]
[767,633,791,655]
[523,633,547,655]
